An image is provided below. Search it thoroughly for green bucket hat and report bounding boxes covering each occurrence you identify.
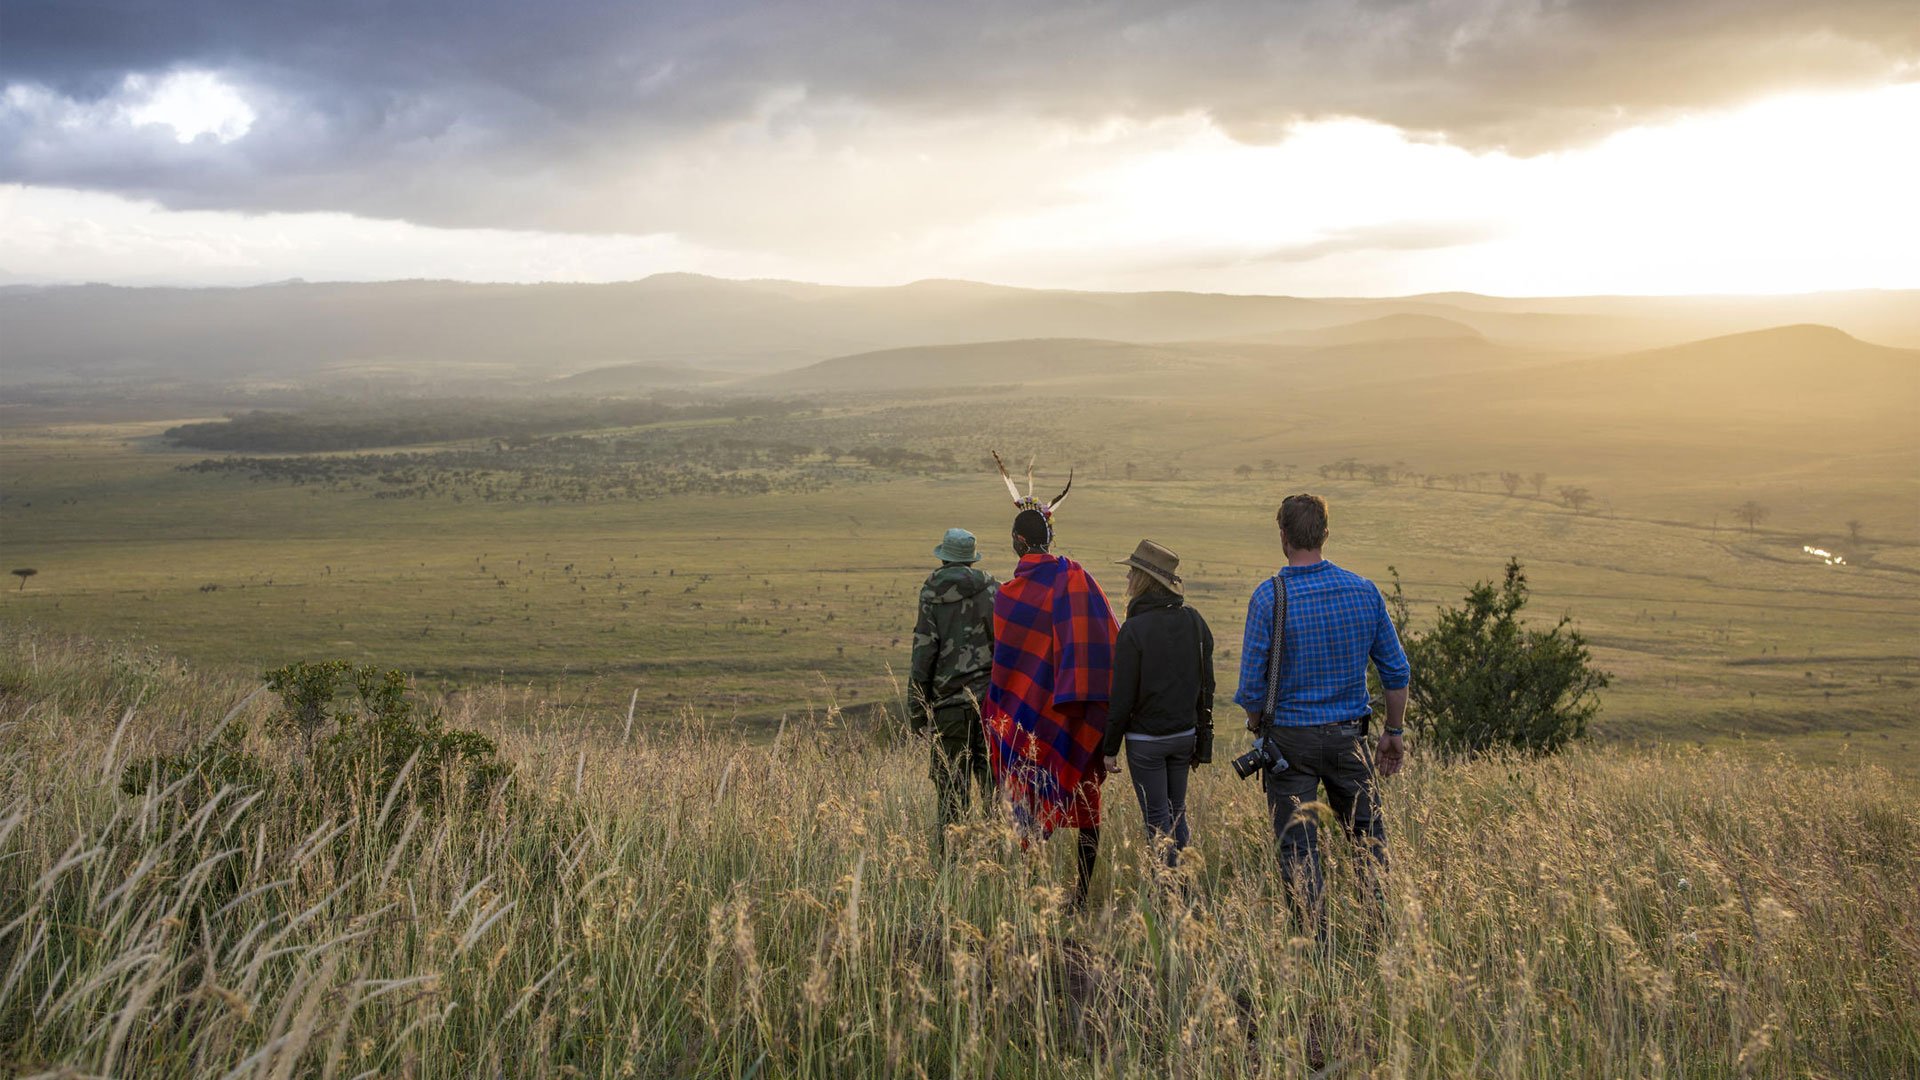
[933,527,981,564]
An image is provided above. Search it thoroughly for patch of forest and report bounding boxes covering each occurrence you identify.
[162,397,809,452]
[171,398,1110,503]
[180,428,956,503]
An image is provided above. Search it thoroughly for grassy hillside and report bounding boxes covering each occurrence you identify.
[1,630,1915,1078]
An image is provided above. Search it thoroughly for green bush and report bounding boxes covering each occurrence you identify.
[265,659,510,806]
[1388,558,1610,755]
[122,660,509,811]
[118,715,272,799]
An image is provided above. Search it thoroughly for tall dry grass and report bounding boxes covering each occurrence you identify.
[1,627,1915,1078]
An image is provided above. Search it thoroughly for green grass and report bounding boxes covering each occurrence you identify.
[3,415,1916,768]
[1,629,1916,1077]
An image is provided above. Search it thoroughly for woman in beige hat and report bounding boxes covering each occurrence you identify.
[1101,539,1216,872]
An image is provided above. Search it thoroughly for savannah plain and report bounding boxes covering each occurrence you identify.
[2,278,1918,1076]
[4,280,1916,760]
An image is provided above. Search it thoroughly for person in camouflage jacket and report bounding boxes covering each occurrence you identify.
[910,528,999,853]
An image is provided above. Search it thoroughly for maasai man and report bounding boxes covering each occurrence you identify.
[981,453,1119,910]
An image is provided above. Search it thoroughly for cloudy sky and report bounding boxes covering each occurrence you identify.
[4,0,1917,294]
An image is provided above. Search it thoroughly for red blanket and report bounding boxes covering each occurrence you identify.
[984,553,1118,838]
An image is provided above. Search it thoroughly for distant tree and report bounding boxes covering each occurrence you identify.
[1260,458,1279,479]
[1557,486,1593,513]
[1499,471,1523,496]
[1528,472,1547,498]
[10,568,35,591]
[1124,461,1138,480]
[1846,519,1864,546]
[1235,463,1255,480]
[1387,559,1609,756]
[1364,463,1393,485]
[1732,500,1769,533]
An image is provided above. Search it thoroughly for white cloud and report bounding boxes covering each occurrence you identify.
[0,185,810,287]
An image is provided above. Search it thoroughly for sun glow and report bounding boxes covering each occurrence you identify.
[956,83,1920,295]
[122,70,255,144]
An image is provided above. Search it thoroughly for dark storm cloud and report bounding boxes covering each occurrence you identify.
[3,0,1916,240]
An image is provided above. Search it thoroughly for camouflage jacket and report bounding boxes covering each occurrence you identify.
[909,564,998,720]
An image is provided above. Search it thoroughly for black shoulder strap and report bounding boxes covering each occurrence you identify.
[1261,572,1288,723]
[1182,607,1213,722]
[1185,604,1205,707]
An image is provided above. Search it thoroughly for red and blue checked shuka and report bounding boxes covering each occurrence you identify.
[983,552,1119,839]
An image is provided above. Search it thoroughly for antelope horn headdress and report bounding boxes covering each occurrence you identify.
[992,450,1073,517]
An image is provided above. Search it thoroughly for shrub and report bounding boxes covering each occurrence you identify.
[122,660,509,812]
[1388,558,1609,755]
[265,659,510,806]
[118,714,272,800]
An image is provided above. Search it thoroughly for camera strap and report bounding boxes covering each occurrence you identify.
[1260,570,1288,724]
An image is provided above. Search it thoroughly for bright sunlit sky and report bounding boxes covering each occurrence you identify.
[4,1,1918,295]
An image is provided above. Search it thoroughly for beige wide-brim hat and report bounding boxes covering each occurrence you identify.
[1116,538,1183,596]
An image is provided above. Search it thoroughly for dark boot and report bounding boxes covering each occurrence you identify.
[1069,826,1100,910]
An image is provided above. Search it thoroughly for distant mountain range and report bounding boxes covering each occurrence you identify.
[5,275,1917,387]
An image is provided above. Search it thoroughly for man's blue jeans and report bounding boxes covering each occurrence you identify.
[1261,718,1386,931]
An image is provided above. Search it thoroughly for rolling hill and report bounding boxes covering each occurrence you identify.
[1219,313,1485,347]
[545,362,738,395]
[749,338,1213,393]
[7,276,1919,388]
[1511,324,1920,421]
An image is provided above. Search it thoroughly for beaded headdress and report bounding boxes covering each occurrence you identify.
[992,450,1072,547]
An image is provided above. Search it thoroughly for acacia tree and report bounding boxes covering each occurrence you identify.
[1733,500,1769,533]
[1235,463,1255,480]
[10,569,34,592]
[1500,471,1523,496]
[1529,472,1547,498]
[1846,519,1864,545]
[1558,486,1593,513]
[1387,559,1610,755]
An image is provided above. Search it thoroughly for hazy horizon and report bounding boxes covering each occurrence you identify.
[9,267,1920,302]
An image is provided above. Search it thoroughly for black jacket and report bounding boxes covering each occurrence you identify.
[1101,591,1215,755]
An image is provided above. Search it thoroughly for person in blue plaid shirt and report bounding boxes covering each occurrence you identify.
[1235,493,1409,932]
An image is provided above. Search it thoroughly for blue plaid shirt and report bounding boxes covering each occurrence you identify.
[1233,560,1410,726]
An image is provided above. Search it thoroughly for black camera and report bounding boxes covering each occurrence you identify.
[1231,734,1289,780]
